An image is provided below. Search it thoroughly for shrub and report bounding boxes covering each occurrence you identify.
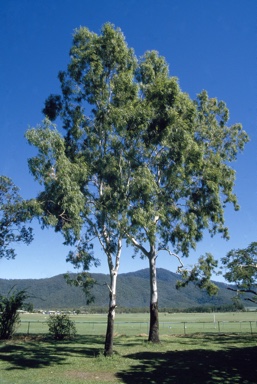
[47,314,76,340]
[0,288,29,339]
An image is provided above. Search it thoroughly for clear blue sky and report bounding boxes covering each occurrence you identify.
[0,0,256,279]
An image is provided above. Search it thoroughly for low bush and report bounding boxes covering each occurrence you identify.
[47,314,76,340]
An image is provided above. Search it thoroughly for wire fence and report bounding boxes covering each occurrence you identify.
[19,320,257,336]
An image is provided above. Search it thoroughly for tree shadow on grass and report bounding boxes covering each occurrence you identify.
[0,342,66,370]
[117,345,257,384]
[0,335,105,371]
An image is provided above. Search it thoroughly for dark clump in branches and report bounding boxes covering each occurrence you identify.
[42,94,62,121]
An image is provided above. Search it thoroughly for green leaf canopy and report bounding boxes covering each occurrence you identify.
[26,22,248,268]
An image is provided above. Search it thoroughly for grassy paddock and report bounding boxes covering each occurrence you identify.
[1,333,257,383]
[18,311,257,336]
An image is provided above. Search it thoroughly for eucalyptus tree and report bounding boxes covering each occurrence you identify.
[26,23,248,350]
[222,242,257,304]
[0,176,33,259]
[26,23,137,356]
[121,51,248,342]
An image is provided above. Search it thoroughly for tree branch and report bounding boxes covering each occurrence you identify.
[160,248,185,273]
[227,287,257,296]
[125,232,149,257]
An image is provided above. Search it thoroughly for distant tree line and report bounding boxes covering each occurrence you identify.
[68,301,245,314]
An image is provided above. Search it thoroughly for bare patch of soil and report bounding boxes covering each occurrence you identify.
[66,370,121,382]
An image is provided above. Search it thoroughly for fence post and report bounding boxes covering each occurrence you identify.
[250,321,253,335]
[27,321,30,335]
[218,321,220,333]
[183,322,186,335]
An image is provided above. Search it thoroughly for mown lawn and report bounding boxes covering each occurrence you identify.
[0,333,257,383]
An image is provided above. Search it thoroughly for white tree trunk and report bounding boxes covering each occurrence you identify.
[104,237,122,356]
[104,269,118,355]
[148,248,160,342]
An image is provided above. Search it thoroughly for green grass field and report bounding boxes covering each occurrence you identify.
[18,311,257,336]
[1,312,257,383]
[1,332,257,383]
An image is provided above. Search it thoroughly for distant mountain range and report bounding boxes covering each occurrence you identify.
[0,268,240,310]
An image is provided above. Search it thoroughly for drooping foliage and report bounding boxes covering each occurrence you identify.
[176,253,219,295]
[0,176,33,259]
[222,242,257,304]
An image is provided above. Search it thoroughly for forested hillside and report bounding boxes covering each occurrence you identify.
[0,268,239,310]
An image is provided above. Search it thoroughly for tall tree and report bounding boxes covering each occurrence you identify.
[26,23,137,356]
[26,23,248,349]
[0,176,33,259]
[222,242,257,304]
[121,52,248,342]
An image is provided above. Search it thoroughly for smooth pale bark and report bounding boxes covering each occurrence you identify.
[127,234,161,342]
[104,270,117,356]
[104,236,122,356]
[148,250,160,343]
